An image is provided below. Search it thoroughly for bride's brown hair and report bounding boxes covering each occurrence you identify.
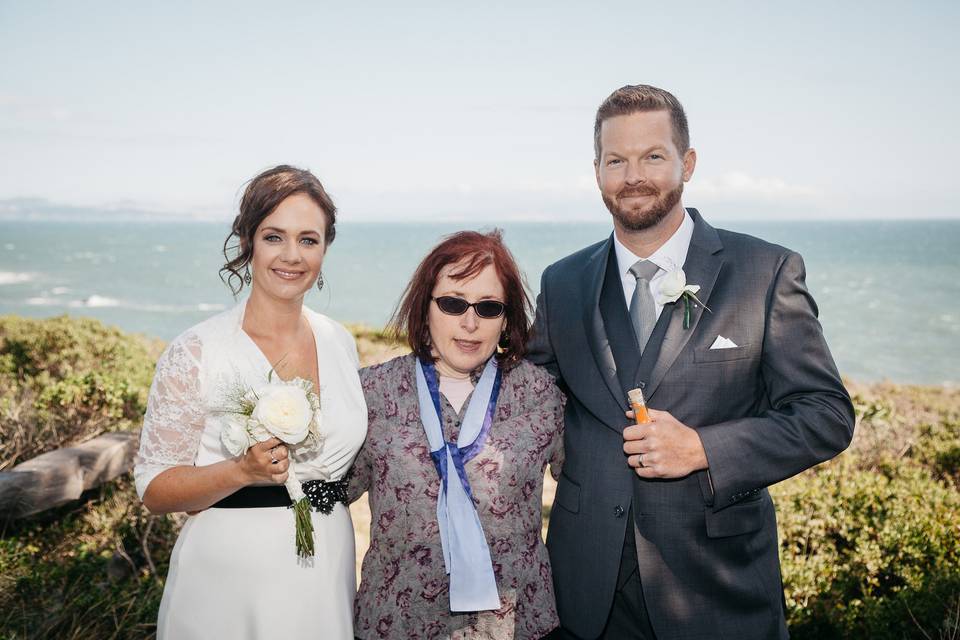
[220,165,337,295]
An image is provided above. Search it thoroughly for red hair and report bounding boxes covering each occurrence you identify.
[387,229,531,371]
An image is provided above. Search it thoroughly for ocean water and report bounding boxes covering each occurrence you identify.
[1,219,958,385]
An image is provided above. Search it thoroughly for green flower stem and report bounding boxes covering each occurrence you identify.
[293,497,315,558]
[683,295,692,329]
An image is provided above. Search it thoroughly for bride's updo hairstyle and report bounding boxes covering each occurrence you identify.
[220,164,337,295]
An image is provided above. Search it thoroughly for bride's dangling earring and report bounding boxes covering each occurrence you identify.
[243,267,252,285]
[317,272,325,291]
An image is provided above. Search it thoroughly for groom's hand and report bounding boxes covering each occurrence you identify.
[623,409,708,478]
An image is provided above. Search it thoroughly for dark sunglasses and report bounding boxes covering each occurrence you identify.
[432,296,506,319]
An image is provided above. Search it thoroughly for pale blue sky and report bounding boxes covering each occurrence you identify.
[1,1,958,221]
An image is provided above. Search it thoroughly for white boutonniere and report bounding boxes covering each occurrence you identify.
[656,267,711,329]
[219,371,324,558]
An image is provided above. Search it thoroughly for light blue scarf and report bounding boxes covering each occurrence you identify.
[415,357,502,612]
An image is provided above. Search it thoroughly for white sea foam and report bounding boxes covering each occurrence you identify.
[66,252,116,264]
[69,295,121,308]
[18,295,227,313]
[137,302,228,313]
[0,271,33,285]
[25,297,62,306]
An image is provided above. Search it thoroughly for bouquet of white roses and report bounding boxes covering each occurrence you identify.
[219,373,324,558]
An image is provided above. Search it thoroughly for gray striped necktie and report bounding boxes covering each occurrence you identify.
[628,260,661,351]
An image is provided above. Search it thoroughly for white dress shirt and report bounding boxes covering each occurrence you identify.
[613,209,695,320]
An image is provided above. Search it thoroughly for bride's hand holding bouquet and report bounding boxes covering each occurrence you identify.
[220,376,324,558]
[237,437,289,485]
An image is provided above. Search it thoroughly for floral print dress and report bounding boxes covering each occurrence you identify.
[349,354,565,639]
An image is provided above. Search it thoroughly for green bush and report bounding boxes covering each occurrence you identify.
[35,371,144,426]
[0,315,157,385]
[775,457,960,639]
[0,316,158,469]
[0,476,180,639]
[847,382,960,478]
[911,419,960,486]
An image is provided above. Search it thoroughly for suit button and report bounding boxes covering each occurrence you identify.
[613,505,625,518]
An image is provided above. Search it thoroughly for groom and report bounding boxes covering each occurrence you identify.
[528,85,855,640]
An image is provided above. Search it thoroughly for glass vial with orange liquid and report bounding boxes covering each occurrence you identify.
[627,387,651,424]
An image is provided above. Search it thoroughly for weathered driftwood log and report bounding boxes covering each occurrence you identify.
[0,431,139,520]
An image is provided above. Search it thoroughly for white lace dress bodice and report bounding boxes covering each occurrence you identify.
[135,301,367,499]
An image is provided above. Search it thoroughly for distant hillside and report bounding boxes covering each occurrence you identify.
[0,197,225,222]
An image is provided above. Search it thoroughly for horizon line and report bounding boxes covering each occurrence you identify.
[2,215,959,224]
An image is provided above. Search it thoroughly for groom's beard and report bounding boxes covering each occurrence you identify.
[603,181,684,232]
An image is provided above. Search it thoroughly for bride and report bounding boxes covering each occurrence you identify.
[134,165,367,639]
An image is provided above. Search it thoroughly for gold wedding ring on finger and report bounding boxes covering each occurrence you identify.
[270,447,279,465]
[638,453,645,468]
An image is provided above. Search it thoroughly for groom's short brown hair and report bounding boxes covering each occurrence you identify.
[594,84,690,159]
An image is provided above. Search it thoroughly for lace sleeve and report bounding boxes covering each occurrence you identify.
[134,332,205,500]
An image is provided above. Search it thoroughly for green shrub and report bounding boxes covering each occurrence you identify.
[35,371,145,427]
[911,419,960,486]
[847,382,960,480]
[0,315,158,386]
[775,457,960,639]
[0,476,181,639]
[0,316,158,468]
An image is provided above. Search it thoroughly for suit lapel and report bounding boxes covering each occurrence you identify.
[599,242,644,398]
[581,235,626,416]
[645,209,725,400]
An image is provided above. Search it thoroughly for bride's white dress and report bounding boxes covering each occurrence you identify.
[134,302,367,639]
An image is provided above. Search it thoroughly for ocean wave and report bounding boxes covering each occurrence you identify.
[25,296,62,306]
[19,295,228,314]
[133,302,227,313]
[69,295,121,308]
[196,303,226,312]
[0,271,33,285]
[65,252,116,264]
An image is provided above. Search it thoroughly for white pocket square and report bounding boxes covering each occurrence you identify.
[709,335,739,350]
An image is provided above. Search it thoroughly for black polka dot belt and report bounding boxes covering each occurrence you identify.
[212,475,350,513]
[302,476,350,514]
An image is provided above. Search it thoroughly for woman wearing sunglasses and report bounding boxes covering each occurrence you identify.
[349,230,565,639]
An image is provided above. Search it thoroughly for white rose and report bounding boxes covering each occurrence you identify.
[656,268,700,306]
[251,382,313,444]
[220,414,251,457]
[248,421,273,443]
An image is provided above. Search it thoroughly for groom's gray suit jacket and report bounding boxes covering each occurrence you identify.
[528,209,855,640]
